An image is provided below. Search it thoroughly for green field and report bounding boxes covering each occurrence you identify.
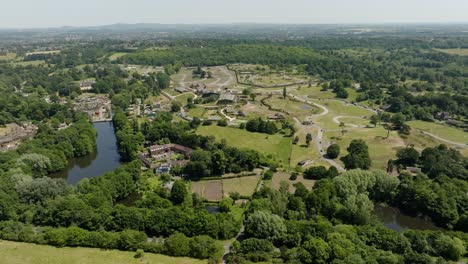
[265,96,320,118]
[197,125,293,166]
[435,48,468,56]
[222,175,261,197]
[407,120,468,144]
[324,127,404,170]
[292,85,336,99]
[0,240,206,264]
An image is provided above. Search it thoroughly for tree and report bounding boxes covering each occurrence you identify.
[304,166,329,180]
[171,101,181,112]
[250,93,256,101]
[370,114,380,127]
[220,197,233,213]
[283,87,287,99]
[305,133,312,147]
[300,237,330,264]
[340,139,371,170]
[396,147,419,167]
[165,232,190,256]
[245,211,286,241]
[170,180,188,205]
[326,144,340,159]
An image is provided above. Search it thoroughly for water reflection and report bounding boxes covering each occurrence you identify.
[51,122,122,185]
[374,204,440,231]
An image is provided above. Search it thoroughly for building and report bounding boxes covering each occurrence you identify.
[149,143,193,159]
[217,93,238,105]
[79,79,96,91]
[268,113,286,120]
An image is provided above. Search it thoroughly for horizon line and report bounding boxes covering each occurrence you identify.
[2,21,468,30]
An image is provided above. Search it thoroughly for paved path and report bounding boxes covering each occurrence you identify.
[293,117,345,171]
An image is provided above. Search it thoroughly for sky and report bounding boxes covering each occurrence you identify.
[2,0,468,28]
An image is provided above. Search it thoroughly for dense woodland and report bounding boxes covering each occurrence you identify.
[0,27,467,263]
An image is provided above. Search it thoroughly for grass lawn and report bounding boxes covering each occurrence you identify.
[324,127,405,170]
[290,126,321,167]
[292,85,336,99]
[174,93,194,105]
[407,120,468,144]
[338,116,371,127]
[188,107,207,118]
[197,125,293,166]
[222,175,261,197]
[266,171,316,192]
[109,52,128,61]
[0,240,206,264]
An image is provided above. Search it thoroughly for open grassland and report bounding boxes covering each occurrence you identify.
[172,66,236,89]
[337,116,370,127]
[0,53,16,61]
[0,240,206,264]
[266,171,316,192]
[407,120,468,144]
[241,100,279,119]
[435,48,468,56]
[109,52,129,61]
[239,72,307,87]
[290,127,322,167]
[265,96,320,118]
[222,175,261,197]
[311,99,374,130]
[197,125,293,166]
[324,127,405,170]
[292,85,336,99]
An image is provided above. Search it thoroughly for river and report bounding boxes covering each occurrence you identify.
[374,204,440,231]
[51,121,122,185]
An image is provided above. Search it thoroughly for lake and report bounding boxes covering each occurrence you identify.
[374,204,440,231]
[51,121,122,185]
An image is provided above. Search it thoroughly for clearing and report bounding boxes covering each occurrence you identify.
[266,171,316,192]
[0,240,206,264]
[197,125,293,166]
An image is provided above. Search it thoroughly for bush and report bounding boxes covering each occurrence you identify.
[134,249,144,258]
[202,120,213,126]
[217,119,228,127]
[290,172,298,180]
[263,170,274,180]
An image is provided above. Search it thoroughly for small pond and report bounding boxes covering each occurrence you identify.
[374,204,440,231]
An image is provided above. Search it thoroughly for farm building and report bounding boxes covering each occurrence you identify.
[217,93,238,105]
